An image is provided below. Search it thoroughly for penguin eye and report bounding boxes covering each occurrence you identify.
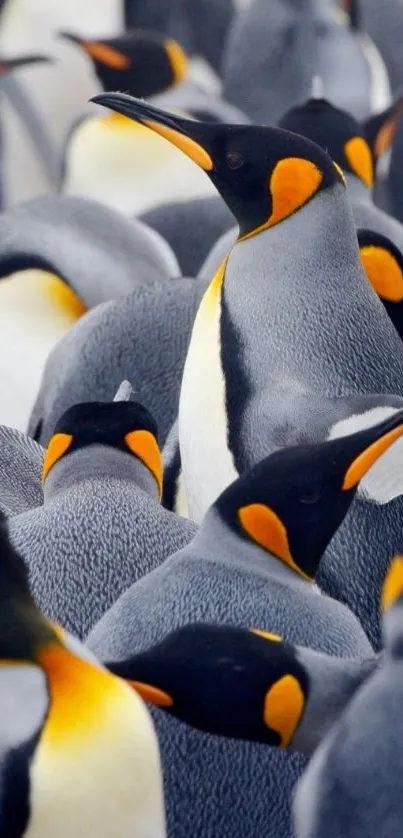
[226,151,244,169]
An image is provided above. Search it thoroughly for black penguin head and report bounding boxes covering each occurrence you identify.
[279,97,374,189]
[213,410,403,581]
[42,399,162,496]
[381,556,403,659]
[107,623,308,747]
[62,30,187,98]
[357,229,403,338]
[90,92,345,239]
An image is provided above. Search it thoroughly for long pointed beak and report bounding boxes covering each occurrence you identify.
[342,407,403,490]
[0,55,50,73]
[90,91,214,171]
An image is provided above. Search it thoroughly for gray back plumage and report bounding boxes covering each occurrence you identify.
[360,0,403,93]
[88,509,371,838]
[0,427,43,516]
[222,0,372,124]
[0,195,180,307]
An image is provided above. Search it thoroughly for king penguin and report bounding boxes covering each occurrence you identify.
[61,31,220,215]
[29,277,204,449]
[293,554,403,838]
[108,622,377,756]
[0,193,179,432]
[87,412,401,838]
[222,0,389,125]
[0,509,166,838]
[0,425,43,516]
[278,94,403,338]
[10,383,197,640]
[91,93,403,647]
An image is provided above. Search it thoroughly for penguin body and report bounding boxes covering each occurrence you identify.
[358,0,403,94]
[29,277,203,449]
[0,510,166,838]
[293,556,403,838]
[92,94,403,646]
[222,0,388,125]
[11,388,197,640]
[140,196,234,276]
[0,426,43,516]
[87,414,401,838]
[0,194,179,431]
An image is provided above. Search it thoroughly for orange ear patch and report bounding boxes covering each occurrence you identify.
[381,555,403,612]
[263,674,304,747]
[250,628,282,643]
[83,42,131,70]
[374,115,400,160]
[42,433,73,482]
[344,137,374,188]
[127,680,174,707]
[237,503,312,581]
[165,39,188,85]
[343,424,403,490]
[360,245,403,302]
[125,429,163,498]
[144,120,213,171]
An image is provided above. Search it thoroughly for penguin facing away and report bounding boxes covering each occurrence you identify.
[86,413,402,838]
[293,555,403,838]
[108,622,376,756]
[91,92,403,649]
[0,509,166,838]
[11,384,197,640]
[28,277,204,449]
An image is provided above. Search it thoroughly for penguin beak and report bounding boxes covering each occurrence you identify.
[342,409,403,490]
[126,679,174,708]
[90,92,215,171]
[60,33,130,70]
[0,55,50,74]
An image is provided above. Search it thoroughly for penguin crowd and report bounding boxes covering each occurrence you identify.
[1,0,403,835]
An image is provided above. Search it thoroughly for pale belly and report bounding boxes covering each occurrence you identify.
[0,270,84,431]
[63,116,215,216]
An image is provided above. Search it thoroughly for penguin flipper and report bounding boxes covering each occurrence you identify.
[253,388,403,505]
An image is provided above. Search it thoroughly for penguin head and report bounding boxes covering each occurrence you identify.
[107,622,309,747]
[62,30,187,99]
[90,92,345,239]
[357,229,403,336]
[279,97,374,189]
[213,409,403,581]
[42,393,162,497]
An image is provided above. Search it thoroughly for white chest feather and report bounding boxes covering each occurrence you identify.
[63,115,215,216]
[25,654,165,838]
[0,269,84,431]
[179,260,238,523]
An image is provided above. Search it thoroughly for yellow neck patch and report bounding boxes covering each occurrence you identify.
[125,429,163,500]
[381,555,403,612]
[238,157,323,242]
[344,136,374,188]
[360,245,403,302]
[263,674,304,747]
[165,39,188,85]
[42,433,73,483]
[237,503,312,581]
[343,424,403,490]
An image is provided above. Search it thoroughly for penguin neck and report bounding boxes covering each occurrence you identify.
[43,444,159,503]
[345,172,373,204]
[292,653,378,755]
[193,508,319,593]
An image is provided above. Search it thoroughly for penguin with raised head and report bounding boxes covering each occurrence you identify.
[222,0,389,125]
[88,412,403,838]
[29,277,203,449]
[11,383,197,640]
[92,92,403,646]
[107,621,377,755]
[278,94,403,339]
[0,509,166,838]
[293,555,403,838]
